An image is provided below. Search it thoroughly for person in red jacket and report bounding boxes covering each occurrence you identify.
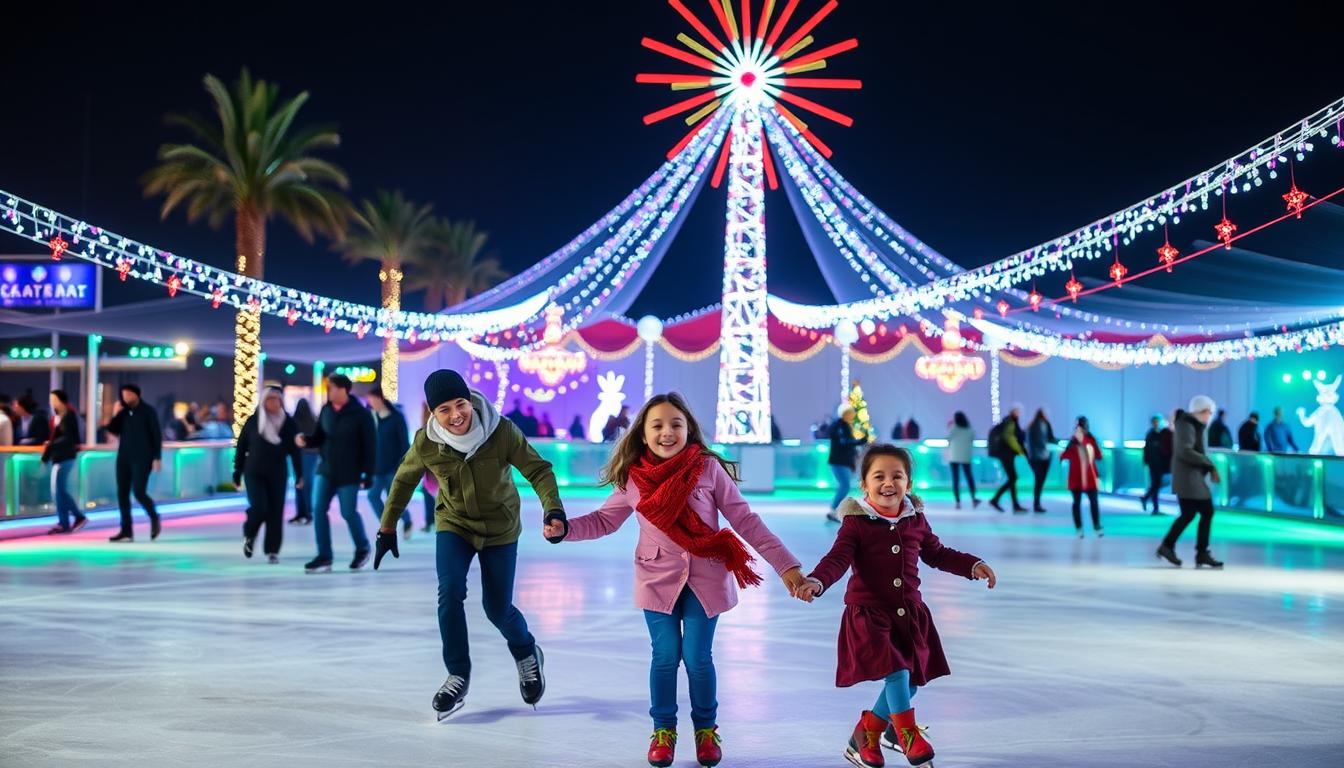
[1060,416,1105,538]
[795,444,996,768]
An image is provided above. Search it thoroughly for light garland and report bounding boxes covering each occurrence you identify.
[644,340,656,401]
[758,95,1344,324]
[840,346,851,400]
[990,351,1002,424]
[971,318,1344,367]
[0,189,555,342]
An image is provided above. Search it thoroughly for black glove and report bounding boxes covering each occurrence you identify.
[360,475,373,490]
[374,530,399,570]
[232,471,243,488]
[543,510,569,544]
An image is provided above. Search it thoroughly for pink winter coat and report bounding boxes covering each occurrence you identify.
[565,456,801,618]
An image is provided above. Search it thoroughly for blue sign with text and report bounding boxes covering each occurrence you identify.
[0,261,96,309]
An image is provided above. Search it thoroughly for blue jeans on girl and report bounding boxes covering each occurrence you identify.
[644,587,719,730]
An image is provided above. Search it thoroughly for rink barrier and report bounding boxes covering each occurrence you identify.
[3,440,1339,526]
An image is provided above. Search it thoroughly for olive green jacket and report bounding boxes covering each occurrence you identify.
[379,397,563,550]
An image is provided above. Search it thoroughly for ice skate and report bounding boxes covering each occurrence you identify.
[845,710,886,768]
[517,645,545,707]
[646,728,677,767]
[1195,550,1224,569]
[433,674,469,721]
[694,726,722,767]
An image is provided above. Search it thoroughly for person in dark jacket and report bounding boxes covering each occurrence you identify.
[14,395,51,445]
[989,404,1028,513]
[289,398,319,525]
[1262,407,1298,452]
[297,374,377,572]
[233,386,303,563]
[1140,415,1171,515]
[1157,396,1225,569]
[1025,408,1058,513]
[826,403,870,522]
[105,384,162,542]
[1237,412,1261,451]
[42,389,85,534]
[366,386,412,537]
[567,414,585,441]
[1207,409,1234,449]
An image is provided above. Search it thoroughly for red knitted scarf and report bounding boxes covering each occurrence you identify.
[628,447,762,588]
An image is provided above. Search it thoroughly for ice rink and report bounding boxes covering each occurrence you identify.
[3,491,1342,767]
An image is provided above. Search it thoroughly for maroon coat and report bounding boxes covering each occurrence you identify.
[809,497,982,688]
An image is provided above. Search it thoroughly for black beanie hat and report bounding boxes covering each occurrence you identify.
[424,369,471,411]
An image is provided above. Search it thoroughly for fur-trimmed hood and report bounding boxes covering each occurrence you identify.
[837,494,922,519]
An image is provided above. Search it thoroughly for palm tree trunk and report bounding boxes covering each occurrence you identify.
[379,259,402,401]
[233,205,265,437]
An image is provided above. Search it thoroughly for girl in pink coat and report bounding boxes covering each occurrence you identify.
[795,444,996,768]
[545,393,806,768]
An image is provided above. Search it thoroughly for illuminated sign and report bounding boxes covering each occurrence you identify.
[0,261,96,309]
[915,319,987,393]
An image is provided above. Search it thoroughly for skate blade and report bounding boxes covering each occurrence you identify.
[435,700,466,722]
[304,566,332,574]
[880,736,904,753]
[843,749,880,768]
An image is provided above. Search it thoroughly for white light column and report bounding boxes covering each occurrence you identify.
[715,105,771,444]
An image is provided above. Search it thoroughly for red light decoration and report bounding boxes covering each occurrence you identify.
[1028,286,1042,312]
[996,299,1010,317]
[286,307,298,326]
[973,307,985,320]
[1109,256,1128,285]
[211,287,223,308]
[116,259,131,281]
[1213,217,1237,249]
[639,0,860,160]
[1156,238,1179,273]
[48,235,68,261]
[1283,183,1308,219]
[1065,273,1083,302]
[323,317,335,333]
[166,274,181,297]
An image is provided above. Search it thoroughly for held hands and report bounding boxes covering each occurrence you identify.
[794,579,822,603]
[295,434,307,448]
[373,529,399,570]
[1210,468,1222,484]
[542,510,568,543]
[780,566,808,597]
[972,561,997,589]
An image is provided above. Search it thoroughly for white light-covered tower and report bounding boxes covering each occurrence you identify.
[715,103,771,442]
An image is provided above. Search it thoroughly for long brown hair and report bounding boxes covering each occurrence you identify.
[859,443,923,509]
[600,392,739,490]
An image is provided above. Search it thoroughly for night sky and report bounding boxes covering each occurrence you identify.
[3,2,1340,319]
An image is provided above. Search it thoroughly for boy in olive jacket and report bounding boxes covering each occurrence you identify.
[374,369,567,720]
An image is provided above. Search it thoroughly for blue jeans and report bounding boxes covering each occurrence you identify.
[367,472,410,526]
[51,460,83,528]
[644,587,719,730]
[870,669,920,719]
[830,465,854,511]
[312,475,368,560]
[436,530,535,677]
[295,452,318,519]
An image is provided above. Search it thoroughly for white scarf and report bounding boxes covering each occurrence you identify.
[258,392,286,445]
[427,411,486,458]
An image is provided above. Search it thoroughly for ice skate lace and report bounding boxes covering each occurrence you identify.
[650,728,677,748]
[438,675,466,697]
[516,655,540,684]
[694,728,720,747]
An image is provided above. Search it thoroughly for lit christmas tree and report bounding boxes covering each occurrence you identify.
[849,379,875,443]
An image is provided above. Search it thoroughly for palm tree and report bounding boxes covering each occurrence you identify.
[142,69,348,435]
[406,219,509,312]
[338,190,435,400]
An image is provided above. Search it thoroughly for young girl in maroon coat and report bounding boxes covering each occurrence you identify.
[546,393,806,768]
[796,444,996,768]
[1060,416,1105,538]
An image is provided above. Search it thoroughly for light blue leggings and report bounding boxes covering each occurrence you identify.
[870,669,919,719]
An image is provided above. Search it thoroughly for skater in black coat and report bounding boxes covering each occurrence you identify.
[105,384,162,542]
[234,386,303,562]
